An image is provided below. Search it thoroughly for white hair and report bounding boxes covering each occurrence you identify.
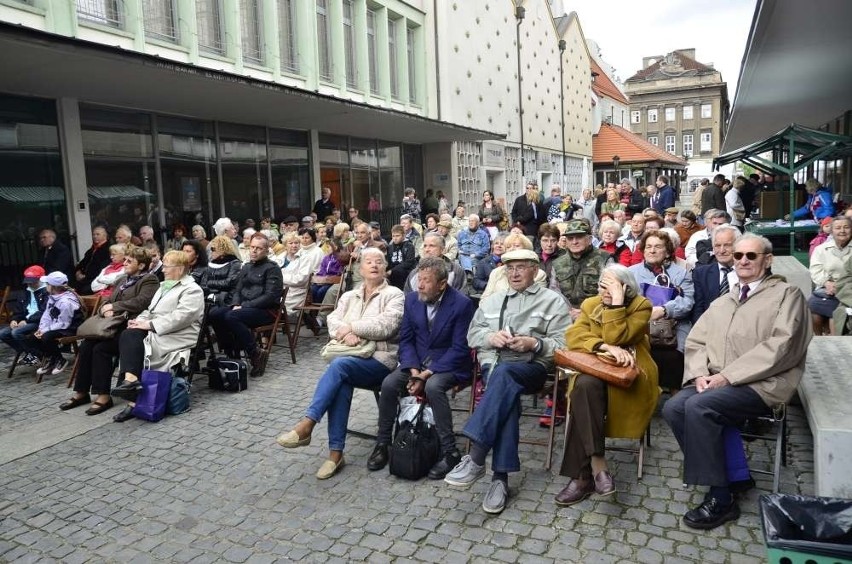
[213,217,232,236]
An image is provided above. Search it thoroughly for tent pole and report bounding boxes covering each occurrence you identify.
[788,133,795,258]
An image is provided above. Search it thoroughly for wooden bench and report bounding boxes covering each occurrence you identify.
[797,336,852,497]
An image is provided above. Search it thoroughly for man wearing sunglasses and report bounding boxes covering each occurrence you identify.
[663,233,812,530]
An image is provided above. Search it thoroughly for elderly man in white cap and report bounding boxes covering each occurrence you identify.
[444,249,570,514]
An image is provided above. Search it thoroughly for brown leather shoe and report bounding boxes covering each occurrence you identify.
[554,478,594,506]
[594,470,616,496]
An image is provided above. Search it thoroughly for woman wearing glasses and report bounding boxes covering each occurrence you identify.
[555,264,659,505]
[109,250,204,422]
[628,231,695,390]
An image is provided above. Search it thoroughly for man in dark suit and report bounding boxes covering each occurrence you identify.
[368,257,475,479]
[38,229,74,280]
[691,224,739,323]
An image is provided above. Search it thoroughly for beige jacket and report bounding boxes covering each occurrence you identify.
[327,280,405,370]
[810,239,852,287]
[138,275,205,372]
[684,275,813,406]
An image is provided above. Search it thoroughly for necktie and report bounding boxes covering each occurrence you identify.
[719,267,731,297]
[532,202,538,220]
[739,284,750,303]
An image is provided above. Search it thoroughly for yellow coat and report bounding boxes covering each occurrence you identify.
[565,295,659,439]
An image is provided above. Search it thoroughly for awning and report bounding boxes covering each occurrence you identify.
[88,186,152,200]
[723,0,852,152]
[0,186,64,203]
[713,123,852,176]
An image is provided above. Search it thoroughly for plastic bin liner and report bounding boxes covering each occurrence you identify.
[760,494,852,558]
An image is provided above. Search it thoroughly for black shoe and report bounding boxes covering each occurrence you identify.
[428,450,462,480]
[729,476,756,495]
[249,349,266,378]
[112,405,135,423]
[111,380,142,402]
[683,497,740,530]
[367,443,389,471]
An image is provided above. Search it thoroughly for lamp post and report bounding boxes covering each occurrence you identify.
[515,4,525,179]
[558,38,566,188]
[612,155,620,184]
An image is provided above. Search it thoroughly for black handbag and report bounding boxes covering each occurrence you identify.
[388,401,441,480]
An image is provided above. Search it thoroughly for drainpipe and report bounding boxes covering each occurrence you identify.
[515,4,525,179]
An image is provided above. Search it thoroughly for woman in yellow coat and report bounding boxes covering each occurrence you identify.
[555,263,659,506]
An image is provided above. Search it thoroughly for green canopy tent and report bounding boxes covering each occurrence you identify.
[714,123,852,257]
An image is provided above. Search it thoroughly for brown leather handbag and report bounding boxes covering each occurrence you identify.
[555,348,640,389]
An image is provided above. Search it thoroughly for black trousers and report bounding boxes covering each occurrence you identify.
[651,348,684,390]
[118,328,147,378]
[74,337,120,395]
[560,374,607,479]
[376,369,460,455]
[26,329,75,359]
[662,384,770,486]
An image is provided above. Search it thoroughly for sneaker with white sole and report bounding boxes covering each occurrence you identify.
[482,480,509,514]
[21,353,40,366]
[51,356,69,375]
[36,358,57,376]
[444,455,485,487]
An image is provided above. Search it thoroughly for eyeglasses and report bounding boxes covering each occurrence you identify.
[505,264,535,274]
[733,251,766,261]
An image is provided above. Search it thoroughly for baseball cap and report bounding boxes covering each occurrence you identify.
[369,221,381,229]
[563,219,592,236]
[40,271,68,286]
[438,220,452,229]
[501,249,540,264]
[664,207,679,215]
[821,217,834,227]
[301,216,315,224]
[22,265,46,283]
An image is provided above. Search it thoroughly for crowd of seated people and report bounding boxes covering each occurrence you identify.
[5,184,835,528]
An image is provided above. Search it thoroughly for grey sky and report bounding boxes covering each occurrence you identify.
[568,0,756,97]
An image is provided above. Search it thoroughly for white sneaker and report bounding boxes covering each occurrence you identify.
[51,356,69,375]
[444,455,486,487]
[36,358,56,376]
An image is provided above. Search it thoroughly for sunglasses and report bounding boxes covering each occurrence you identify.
[733,251,766,261]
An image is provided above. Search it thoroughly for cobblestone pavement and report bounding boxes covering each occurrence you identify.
[0,334,815,563]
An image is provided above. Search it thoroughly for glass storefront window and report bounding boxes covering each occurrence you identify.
[379,141,402,212]
[158,116,219,236]
[0,94,65,287]
[80,106,157,235]
[219,123,268,229]
[350,137,378,214]
[270,127,309,220]
[319,134,349,216]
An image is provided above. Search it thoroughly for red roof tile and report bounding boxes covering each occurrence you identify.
[591,58,629,105]
[592,123,687,166]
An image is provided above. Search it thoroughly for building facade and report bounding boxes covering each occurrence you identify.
[624,49,730,193]
[0,0,593,276]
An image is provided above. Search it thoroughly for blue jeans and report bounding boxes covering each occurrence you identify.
[0,322,38,353]
[305,356,390,452]
[208,306,273,355]
[462,361,547,473]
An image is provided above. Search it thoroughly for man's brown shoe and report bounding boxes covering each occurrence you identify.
[554,478,594,506]
[594,470,616,496]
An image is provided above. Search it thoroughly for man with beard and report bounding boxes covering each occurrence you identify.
[368,257,475,480]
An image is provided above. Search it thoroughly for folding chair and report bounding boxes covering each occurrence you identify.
[50,295,101,386]
[252,287,294,370]
[740,403,787,493]
[291,270,348,350]
[559,367,651,479]
[0,286,11,324]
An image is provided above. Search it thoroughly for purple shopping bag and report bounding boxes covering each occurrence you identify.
[131,369,172,422]
[640,274,678,307]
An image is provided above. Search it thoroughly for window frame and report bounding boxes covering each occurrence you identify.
[647,108,658,123]
[630,110,641,124]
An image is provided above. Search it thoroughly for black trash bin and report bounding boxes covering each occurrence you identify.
[760,494,852,564]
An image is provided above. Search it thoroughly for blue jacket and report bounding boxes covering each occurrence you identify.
[457,227,491,260]
[792,186,834,220]
[691,260,738,323]
[398,286,474,383]
[654,185,676,213]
